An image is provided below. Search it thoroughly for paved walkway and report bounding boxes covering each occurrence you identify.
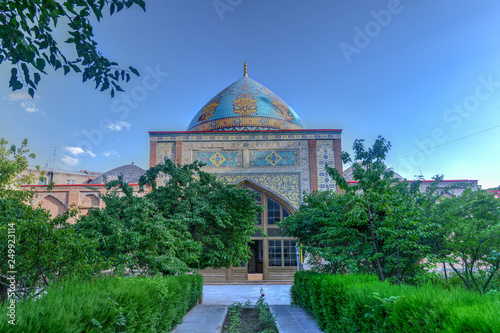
[172,305,227,333]
[202,284,292,305]
[172,285,323,333]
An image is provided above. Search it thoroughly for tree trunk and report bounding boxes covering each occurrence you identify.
[368,207,384,282]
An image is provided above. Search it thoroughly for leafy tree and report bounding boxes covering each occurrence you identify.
[1,0,145,97]
[280,136,434,283]
[436,188,500,294]
[141,160,262,270]
[0,201,107,300]
[0,138,106,301]
[76,178,200,275]
[0,137,40,199]
[76,160,261,275]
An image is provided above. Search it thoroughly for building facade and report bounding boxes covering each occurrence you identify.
[22,164,145,220]
[149,66,343,282]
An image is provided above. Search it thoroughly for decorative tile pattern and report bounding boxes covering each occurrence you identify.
[182,140,310,200]
[197,97,221,122]
[266,152,281,165]
[186,76,306,131]
[210,152,225,167]
[151,131,341,142]
[249,150,299,167]
[156,142,175,164]
[193,151,242,168]
[317,140,336,191]
[188,115,303,132]
[233,93,258,116]
[217,173,301,210]
[270,96,294,121]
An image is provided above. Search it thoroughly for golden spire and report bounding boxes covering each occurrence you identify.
[244,61,248,76]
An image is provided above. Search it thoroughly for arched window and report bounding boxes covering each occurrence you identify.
[242,183,297,270]
[244,185,292,227]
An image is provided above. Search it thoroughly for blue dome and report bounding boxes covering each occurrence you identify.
[187,75,306,132]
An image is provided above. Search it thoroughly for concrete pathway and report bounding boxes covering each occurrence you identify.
[172,305,227,333]
[271,305,323,333]
[172,285,323,333]
[202,284,292,305]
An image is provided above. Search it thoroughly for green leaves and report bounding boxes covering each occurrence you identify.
[283,136,434,283]
[0,196,107,300]
[435,188,500,293]
[1,0,146,98]
[76,160,260,276]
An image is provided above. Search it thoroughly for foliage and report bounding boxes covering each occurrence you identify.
[0,196,108,300]
[0,138,105,301]
[0,138,41,200]
[226,301,245,333]
[291,271,500,333]
[255,288,277,333]
[223,290,277,333]
[435,188,500,294]
[0,274,203,332]
[140,159,262,270]
[1,0,145,97]
[76,178,198,275]
[280,136,433,283]
[76,160,261,275]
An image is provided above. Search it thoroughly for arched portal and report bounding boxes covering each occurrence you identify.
[201,182,298,283]
[241,182,297,281]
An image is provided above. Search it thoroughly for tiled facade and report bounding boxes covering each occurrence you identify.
[150,130,343,212]
[149,129,343,282]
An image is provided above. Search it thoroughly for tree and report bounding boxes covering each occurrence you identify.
[0,137,40,199]
[76,160,261,275]
[280,136,434,283]
[141,160,262,270]
[0,138,106,301]
[1,0,145,97]
[76,178,200,275]
[0,201,107,300]
[436,188,500,294]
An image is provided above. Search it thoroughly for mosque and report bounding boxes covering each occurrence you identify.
[24,63,478,283]
[148,63,343,282]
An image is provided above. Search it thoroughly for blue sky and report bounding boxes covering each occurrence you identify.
[1,1,499,188]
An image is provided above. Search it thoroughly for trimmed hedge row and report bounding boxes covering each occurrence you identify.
[0,274,203,332]
[291,271,500,333]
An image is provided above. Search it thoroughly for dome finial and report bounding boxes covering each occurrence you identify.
[244,61,248,76]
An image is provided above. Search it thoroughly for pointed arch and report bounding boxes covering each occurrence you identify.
[238,180,295,214]
[36,195,67,217]
[80,193,100,207]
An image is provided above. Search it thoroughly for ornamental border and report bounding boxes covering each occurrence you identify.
[151,132,341,142]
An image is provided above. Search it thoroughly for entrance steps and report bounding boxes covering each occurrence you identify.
[204,280,292,285]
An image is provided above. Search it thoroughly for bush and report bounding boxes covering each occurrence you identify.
[291,271,500,333]
[0,274,203,332]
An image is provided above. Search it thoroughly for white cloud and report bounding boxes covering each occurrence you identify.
[5,91,39,101]
[63,146,96,158]
[64,146,85,155]
[103,150,119,158]
[107,120,131,131]
[4,91,40,113]
[21,101,39,113]
[61,155,79,167]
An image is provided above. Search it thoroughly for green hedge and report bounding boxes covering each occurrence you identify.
[0,274,203,332]
[291,271,500,333]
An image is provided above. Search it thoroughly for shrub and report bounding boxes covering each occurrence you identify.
[292,271,500,333]
[0,274,203,332]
